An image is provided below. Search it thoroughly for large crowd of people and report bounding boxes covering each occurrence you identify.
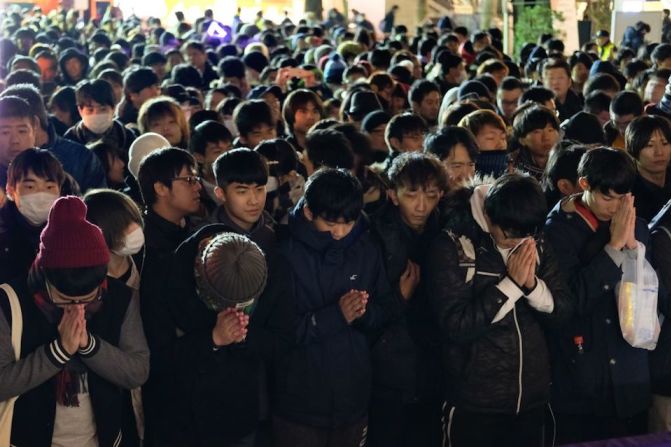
[2,3,671,447]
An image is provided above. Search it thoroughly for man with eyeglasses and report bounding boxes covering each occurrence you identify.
[0,196,149,447]
[497,77,524,125]
[136,147,203,445]
[424,174,572,447]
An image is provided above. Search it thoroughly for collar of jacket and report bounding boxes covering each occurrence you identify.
[144,209,188,249]
[561,194,599,232]
[288,198,366,253]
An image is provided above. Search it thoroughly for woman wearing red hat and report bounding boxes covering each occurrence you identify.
[0,196,149,447]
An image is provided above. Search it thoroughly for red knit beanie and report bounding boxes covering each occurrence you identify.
[36,196,110,269]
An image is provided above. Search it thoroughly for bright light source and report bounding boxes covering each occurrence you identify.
[622,0,644,11]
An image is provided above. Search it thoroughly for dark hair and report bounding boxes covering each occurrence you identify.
[387,152,447,191]
[500,76,523,92]
[409,79,440,104]
[0,95,33,122]
[219,56,246,79]
[123,67,159,94]
[7,148,65,188]
[520,86,555,106]
[183,41,206,54]
[542,57,571,78]
[441,101,481,127]
[484,173,547,238]
[254,139,299,177]
[84,189,144,252]
[385,113,427,145]
[512,104,560,140]
[188,110,220,131]
[0,83,48,130]
[5,69,41,89]
[42,265,108,296]
[304,168,363,222]
[233,99,274,137]
[544,144,587,193]
[306,129,355,170]
[89,141,122,182]
[171,63,202,89]
[583,90,612,115]
[212,148,268,188]
[75,79,116,108]
[189,120,232,155]
[610,90,644,117]
[652,43,671,65]
[282,89,324,133]
[577,147,636,194]
[625,115,671,159]
[138,147,196,206]
[562,111,606,145]
[459,109,506,136]
[49,85,82,123]
[425,126,479,161]
[583,73,620,96]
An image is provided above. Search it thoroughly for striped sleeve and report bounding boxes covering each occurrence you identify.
[45,338,72,367]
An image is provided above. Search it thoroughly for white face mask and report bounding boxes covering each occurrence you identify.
[83,112,114,134]
[113,226,145,256]
[17,192,58,226]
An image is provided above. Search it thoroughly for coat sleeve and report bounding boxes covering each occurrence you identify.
[424,231,525,344]
[0,301,64,401]
[532,239,575,329]
[81,294,150,389]
[544,218,623,317]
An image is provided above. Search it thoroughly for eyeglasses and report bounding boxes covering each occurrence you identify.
[172,175,202,186]
[46,281,102,306]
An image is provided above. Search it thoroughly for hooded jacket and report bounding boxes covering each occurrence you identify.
[369,202,444,403]
[58,48,89,85]
[424,184,573,414]
[274,201,398,428]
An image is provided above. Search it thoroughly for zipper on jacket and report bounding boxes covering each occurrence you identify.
[513,307,523,414]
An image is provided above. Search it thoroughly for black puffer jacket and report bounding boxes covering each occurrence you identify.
[424,185,573,414]
[369,202,443,403]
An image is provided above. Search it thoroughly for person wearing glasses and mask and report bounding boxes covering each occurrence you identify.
[424,174,572,447]
[136,147,202,445]
[0,196,149,447]
[0,148,65,284]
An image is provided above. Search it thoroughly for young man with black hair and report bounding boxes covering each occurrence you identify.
[379,113,428,173]
[272,168,398,447]
[605,90,644,149]
[409,80,441,129]
[0,84,106,193]
[182,41,218,89]
[0,148,65,283]
[136,147,203,445]
[282,89,324,153]
[207,148,275,252]
[189,120,233,207]
[520,86,557,113]
[425,173,572,447]
[0,196,149,447]
[304,128,355,176]
[543,144,587,208]
[544,148,660,443]
[233,100,277,149]
[64,79,136,160]
[497,77,524,124]
[424,126,479,190]
[543,57,583,121]
[367,152,447,447]
[583,90,612,126]
[219,56,250,97]
[625,115,671,221]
